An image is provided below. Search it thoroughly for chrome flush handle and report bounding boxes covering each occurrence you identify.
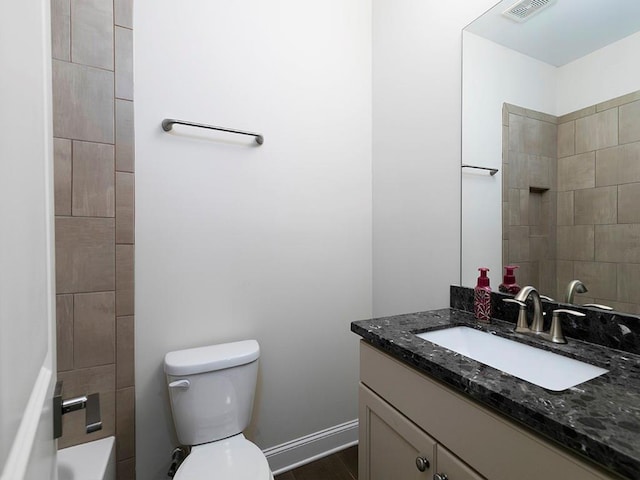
[168,379,191,389]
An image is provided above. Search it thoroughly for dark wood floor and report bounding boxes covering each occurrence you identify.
[275,446,358,480]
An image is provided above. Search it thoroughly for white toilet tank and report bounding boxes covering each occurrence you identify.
[164,340,260,446]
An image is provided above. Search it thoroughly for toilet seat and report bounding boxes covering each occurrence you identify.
[174,434,273,480]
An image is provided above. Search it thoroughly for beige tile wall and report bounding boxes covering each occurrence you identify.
[504,90,640,313]
[51,0,135,478]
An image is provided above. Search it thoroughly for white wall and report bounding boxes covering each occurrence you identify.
[135,1,372,478]
[372,0,506,316]
[461,32,556,288]
[0,1,57,478]
[557,31,640,115]
[461,30,640,288]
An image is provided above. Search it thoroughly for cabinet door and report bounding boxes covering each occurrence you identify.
[359,384,436,480]
[435,444,485,480]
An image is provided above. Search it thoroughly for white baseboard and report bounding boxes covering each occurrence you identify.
[263,419,358,475]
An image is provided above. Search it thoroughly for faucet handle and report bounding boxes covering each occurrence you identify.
[583,303,614,311]
[503,298,529,332]
[549,309,586,344]
[553,308,586,317]
[503,298,525,307]
[540,294,554,302]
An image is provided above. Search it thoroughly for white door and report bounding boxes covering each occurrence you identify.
[0,0,58,479]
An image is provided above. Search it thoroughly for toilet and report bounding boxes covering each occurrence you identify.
[164,339,273,480]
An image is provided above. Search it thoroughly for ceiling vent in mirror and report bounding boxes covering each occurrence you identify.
[502,0,556,23]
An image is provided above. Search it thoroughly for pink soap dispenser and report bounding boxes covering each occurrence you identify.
[499,265,521,295]
[474,267,492,323]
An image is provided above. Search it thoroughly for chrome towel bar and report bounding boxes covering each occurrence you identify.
[162,118,264,145]
[461,164,498,176]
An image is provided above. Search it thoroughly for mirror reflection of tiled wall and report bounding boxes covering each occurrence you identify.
[503,91,640,313]
[503,104,558,298]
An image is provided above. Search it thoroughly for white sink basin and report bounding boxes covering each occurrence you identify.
[415,326,608,391]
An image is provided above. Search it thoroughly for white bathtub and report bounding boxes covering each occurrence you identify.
[58,436,116,480]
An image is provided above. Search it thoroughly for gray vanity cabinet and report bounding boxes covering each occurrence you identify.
[437,445,485,480]
[360,381,484,479]
[358,341,620,480]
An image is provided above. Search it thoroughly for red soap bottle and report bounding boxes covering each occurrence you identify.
[474,267,492,323]
[499,265,521,295]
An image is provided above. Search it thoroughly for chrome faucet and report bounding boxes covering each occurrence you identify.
[504,286,585,344]
[564,279,614,310]
[565,279,588,303]
[514,285,545,333]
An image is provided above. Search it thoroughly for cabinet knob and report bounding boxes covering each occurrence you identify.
[434,474,448,480]
[415,456,430,472]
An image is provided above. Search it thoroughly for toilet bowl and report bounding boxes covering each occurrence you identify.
[164,340,272,479]
[173,434,273,480]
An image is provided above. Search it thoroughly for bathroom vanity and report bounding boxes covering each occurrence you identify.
[352,307,640,480]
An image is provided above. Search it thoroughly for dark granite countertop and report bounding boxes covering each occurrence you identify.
[351,308,640,480]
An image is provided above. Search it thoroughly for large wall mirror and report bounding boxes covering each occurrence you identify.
[461,0,640,314]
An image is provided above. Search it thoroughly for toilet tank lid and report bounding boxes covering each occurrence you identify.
[164,340,260,376]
